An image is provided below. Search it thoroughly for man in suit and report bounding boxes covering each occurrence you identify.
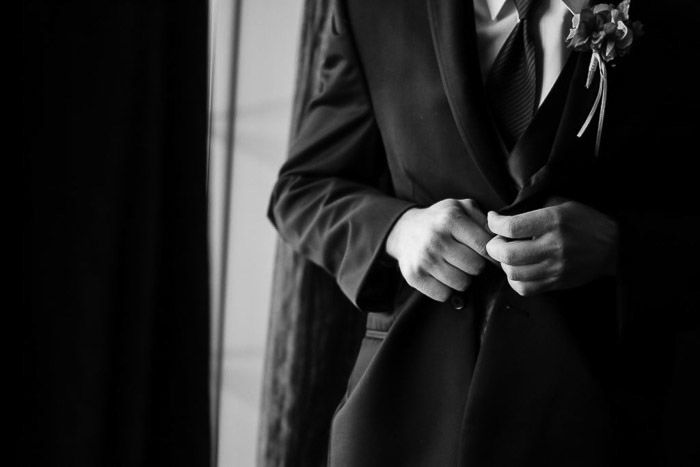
[269,0,698,465]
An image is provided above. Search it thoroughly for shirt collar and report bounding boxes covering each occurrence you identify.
[483,0,590,21]
[485,0,508,21]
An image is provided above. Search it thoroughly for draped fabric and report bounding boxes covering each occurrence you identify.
[24,1,211,465]
[258,1,366,466]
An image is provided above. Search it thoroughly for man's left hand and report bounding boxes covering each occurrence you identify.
[485,198,619,296]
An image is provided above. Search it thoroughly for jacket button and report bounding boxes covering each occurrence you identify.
[450,294,465,310]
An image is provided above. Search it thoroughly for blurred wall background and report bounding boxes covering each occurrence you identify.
[208,1,304,465]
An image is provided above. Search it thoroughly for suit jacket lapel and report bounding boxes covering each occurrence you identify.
[427,0,603,213]
[503,51,603,214]
[548,50,603,174]
[426,0,516,207]
[507,54,578,191]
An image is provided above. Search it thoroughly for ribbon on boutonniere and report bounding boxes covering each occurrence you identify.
[566,0,644,156]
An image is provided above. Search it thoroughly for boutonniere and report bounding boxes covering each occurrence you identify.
[566,0,644,156]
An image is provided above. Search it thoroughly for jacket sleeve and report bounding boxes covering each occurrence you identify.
[268,1,415,312]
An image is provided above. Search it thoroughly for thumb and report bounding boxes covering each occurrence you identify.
[487,210,507,236]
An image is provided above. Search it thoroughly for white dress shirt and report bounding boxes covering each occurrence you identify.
[473,0,589,106]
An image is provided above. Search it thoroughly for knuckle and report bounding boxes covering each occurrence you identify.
[438,199,460,214]
[435,210,455,231]
[463,198,477,211]
[423,232,444,253]
[414,264,428,277]
[431,239,445,255]
[419,250,438,267]
[425,228,443,246]
[446,203,462,217]
[550,209,565,232]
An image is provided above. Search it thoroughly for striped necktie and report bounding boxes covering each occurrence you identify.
[485,0,538,151]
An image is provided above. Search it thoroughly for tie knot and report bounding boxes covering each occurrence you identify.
[513,0,536,19]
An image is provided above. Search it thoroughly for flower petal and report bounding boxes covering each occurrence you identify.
[571,12,581,29]
[580,9,595,27]
[616,21,628,39]
[593,4,611,15]
[611,8,620,23]
[618,0,630,21]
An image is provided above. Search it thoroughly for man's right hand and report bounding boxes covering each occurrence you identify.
[385,199,494,302]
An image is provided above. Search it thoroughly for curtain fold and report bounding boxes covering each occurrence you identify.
[24,1,211,465]
[258,1,366,466]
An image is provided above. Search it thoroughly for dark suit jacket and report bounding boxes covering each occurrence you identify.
[269,0,699,465]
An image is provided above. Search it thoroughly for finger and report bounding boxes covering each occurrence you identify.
[442,240,486,276]
[450,215,494,260]
[501,260,556,282]
[412,274,453,302]
[487,208,557,239]
[429,259,472,292]
[507,277,556,297]
[456,199,488,231]
[486,235,551,266]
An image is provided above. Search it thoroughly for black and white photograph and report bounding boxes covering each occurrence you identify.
[25,0,699,465]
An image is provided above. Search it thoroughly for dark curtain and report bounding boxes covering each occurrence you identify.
[258,1,366,466]
[24,1,210,466]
